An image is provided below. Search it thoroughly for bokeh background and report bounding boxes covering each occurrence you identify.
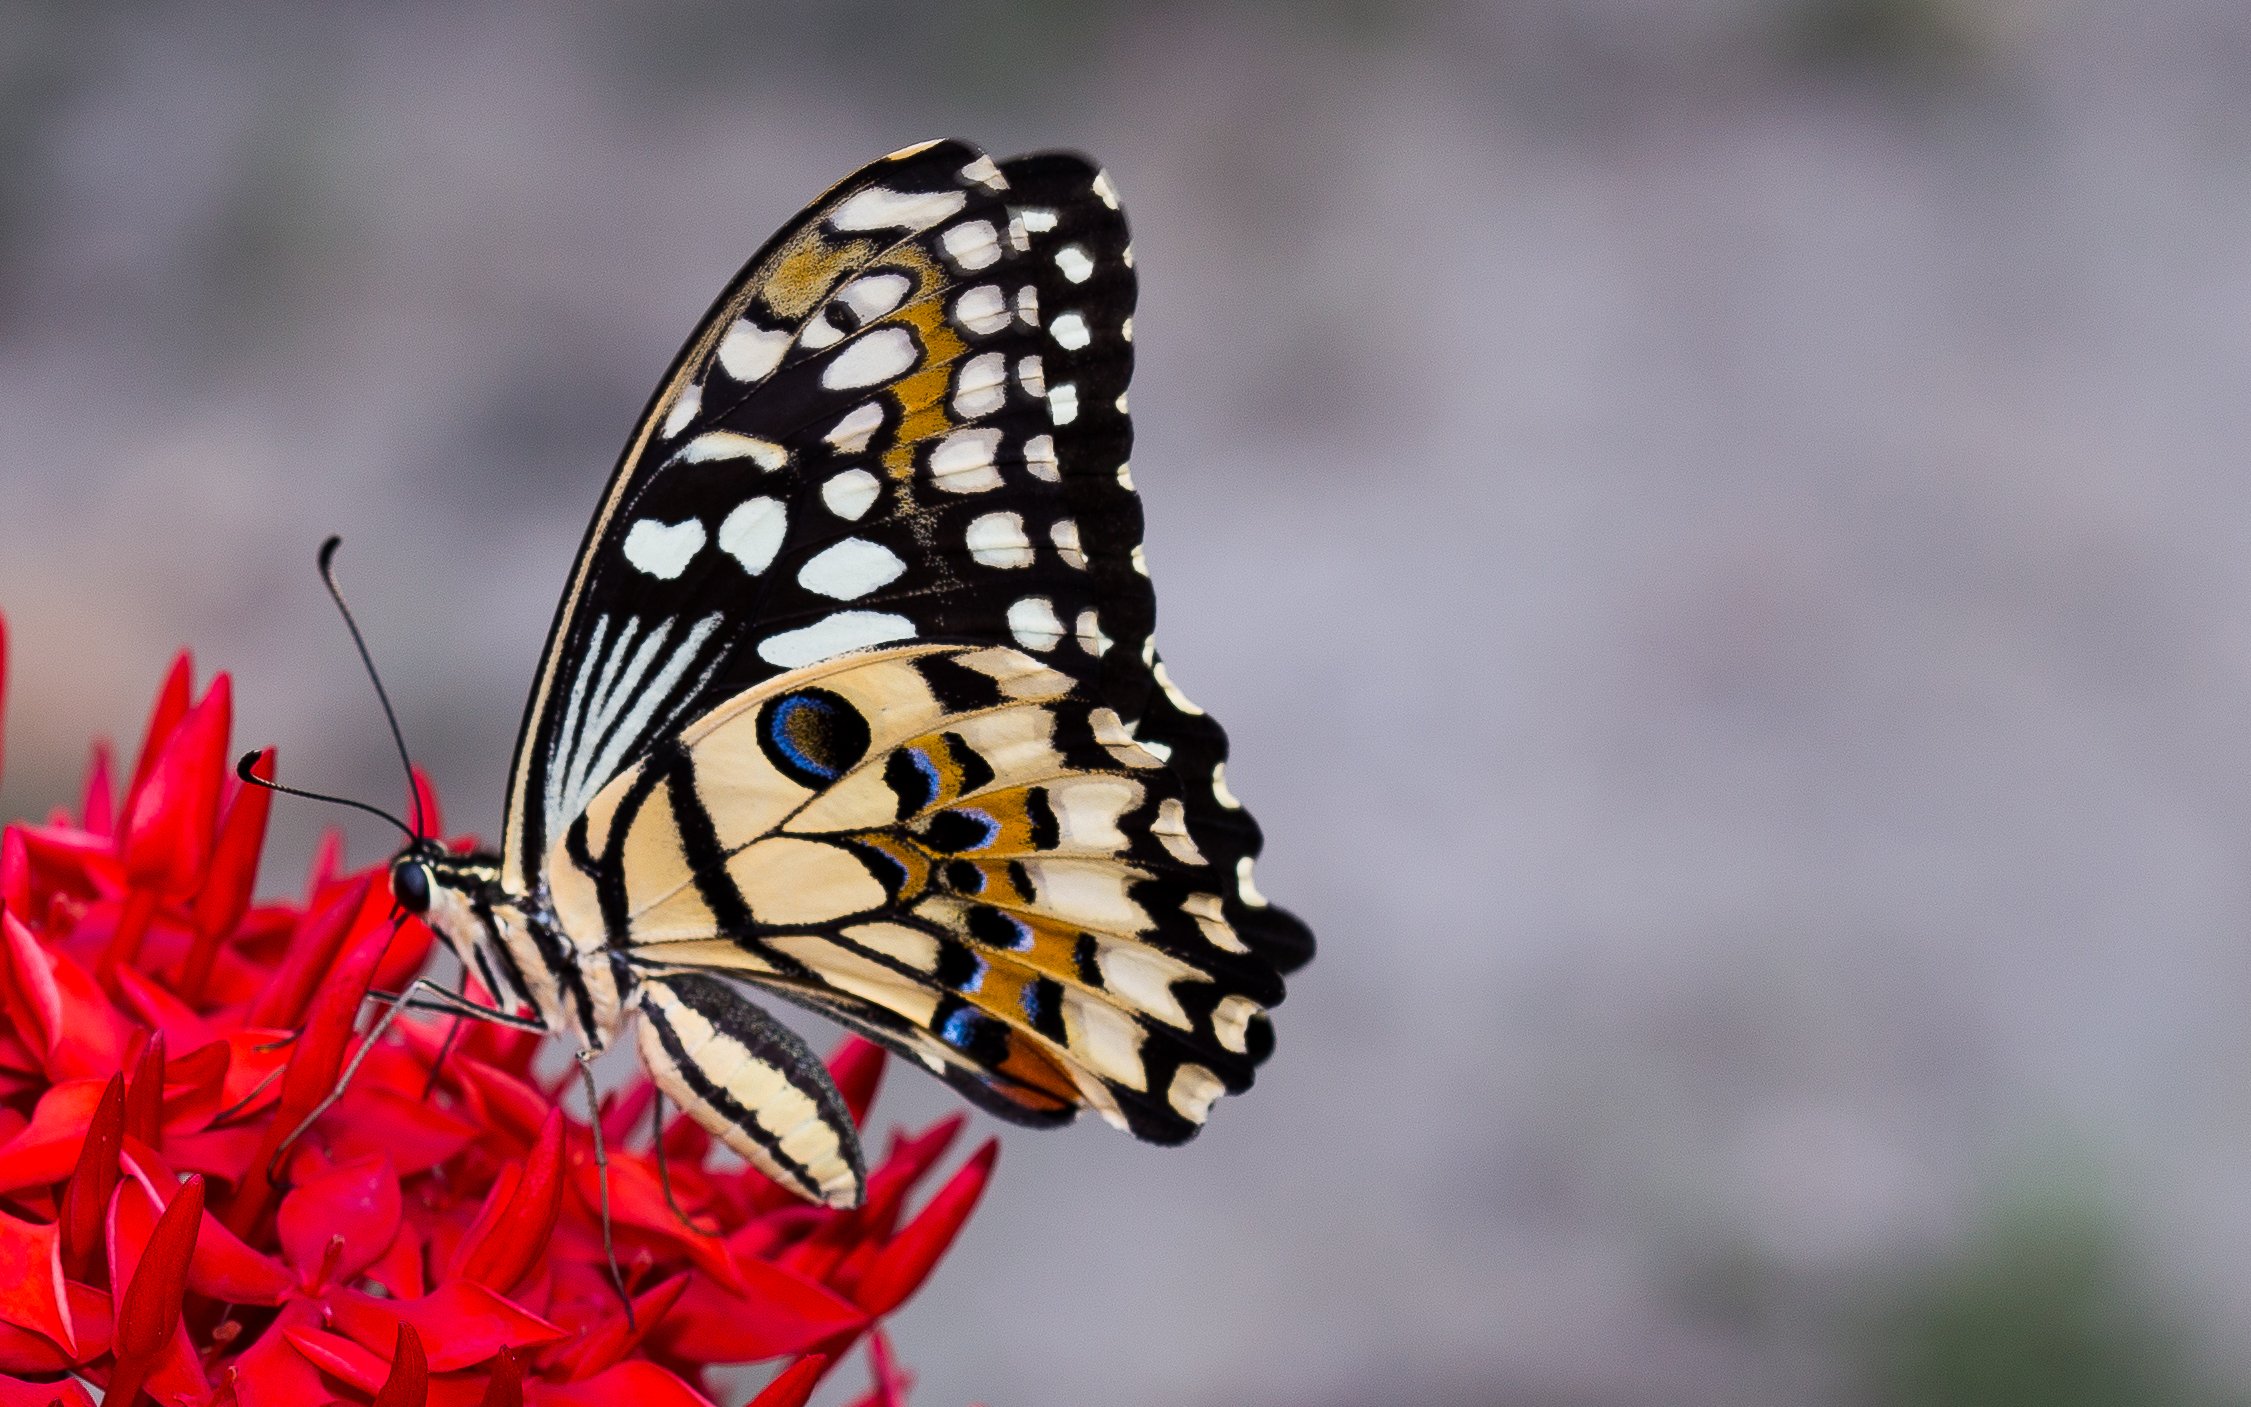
[6,1,2251,1402]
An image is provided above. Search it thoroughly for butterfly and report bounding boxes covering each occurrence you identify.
[374,138,1312,1210]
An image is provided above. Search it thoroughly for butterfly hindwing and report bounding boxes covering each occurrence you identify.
[550,644,1278,1143]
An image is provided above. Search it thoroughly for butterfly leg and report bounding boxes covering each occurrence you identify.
[573,1049,636,1329]
[634,974,869,1209]
[650,1089,721,1237]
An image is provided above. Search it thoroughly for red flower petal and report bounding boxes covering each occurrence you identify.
[185,1203,292,1307]
[229,905,394,1233]
[58,1075,124,1281]
[438,1057,548,1147]
[0,1372,95,1407]
[81,741,115,840]
[109,966,219,1058]
[363,1216,426,1301]
[447,1110,562,1293]
[563,1143,735,1287]
[120,674,230,895]
[113,1173,201,1360]
[548,1272,686,1382]
[123,1032,165,1149]
[331,1282,565,1374]
[371,1323,429,1407]
[407,767,444,847]
[478,1349,524,1407]
[743,1355,828,1407]
[282,1324,388,1393]
[0,1209,70,1355]
[0,1080,105,1194]
[659,1258,866,1364]
[120,654,192,825]
[244,873,375,1032]
[526,1360,717,1407]
[827,1038,885,1130]
[183,746,272,1001]
[278,1156,401,1288]
[230,1301,331,1407]
[851,1140,997,1316]
[33,941,132,1083]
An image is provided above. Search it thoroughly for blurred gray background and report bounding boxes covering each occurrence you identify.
[6,1,2251,1403]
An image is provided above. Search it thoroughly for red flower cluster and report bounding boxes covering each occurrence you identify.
[0,617,996,1407]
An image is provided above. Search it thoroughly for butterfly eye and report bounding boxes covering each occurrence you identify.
[391,859,432,915]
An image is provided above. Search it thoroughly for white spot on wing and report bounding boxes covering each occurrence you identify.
[928,428,1003,493]
[1016,355,1045,397]
[822,469,880,521]
[660,382,701,438]
[1055,245,1095,283]
[1016,285,1040,324]
[1024,434,1058,482]
[837,272,911,323]
[717,497,787,575]
[822,327,917,390]
[1235,855,1268,907]
[1212,995,1259,1054]
[1168,1063,1224,1122]
[1212,762,1242,809]
[958,154,1004,189]
[1075,609,1111,656]
[941,220,1001,270]
[1153,797,1204,864]
[1092,169,1120,209]
[679,430,787,470]
[830,185,966,232]
[826,402,885,453]
[1019,207,1058,232]
[757,611,916,668]
[965,511,1032,569]
[1099,945,1192,1028]
[1050,312,1090,350]
[953,285,1008,335]
[1008,596,1064,651]
[1154,661,1205,715]
[1050,518,1084,568]
[623,519,706,579]
[953,351,1007,419]
[1048,382,1080,425]
[716,320,790,383]
[798,537,906,600]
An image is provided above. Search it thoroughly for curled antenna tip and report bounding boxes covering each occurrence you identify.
[235,750,265,784]
[318,536,342,572]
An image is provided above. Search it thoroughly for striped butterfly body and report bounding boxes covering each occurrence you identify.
[389,139,1313,1209]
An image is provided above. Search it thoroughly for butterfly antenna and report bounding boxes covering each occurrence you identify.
[236,752,417,842]
[317,536,427,840]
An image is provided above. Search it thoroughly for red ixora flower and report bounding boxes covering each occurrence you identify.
[0,617,998,1407]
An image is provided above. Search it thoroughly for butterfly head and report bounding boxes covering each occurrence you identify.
[389,842,507,966]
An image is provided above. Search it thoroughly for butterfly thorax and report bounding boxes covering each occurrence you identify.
[391,844,628,1051]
